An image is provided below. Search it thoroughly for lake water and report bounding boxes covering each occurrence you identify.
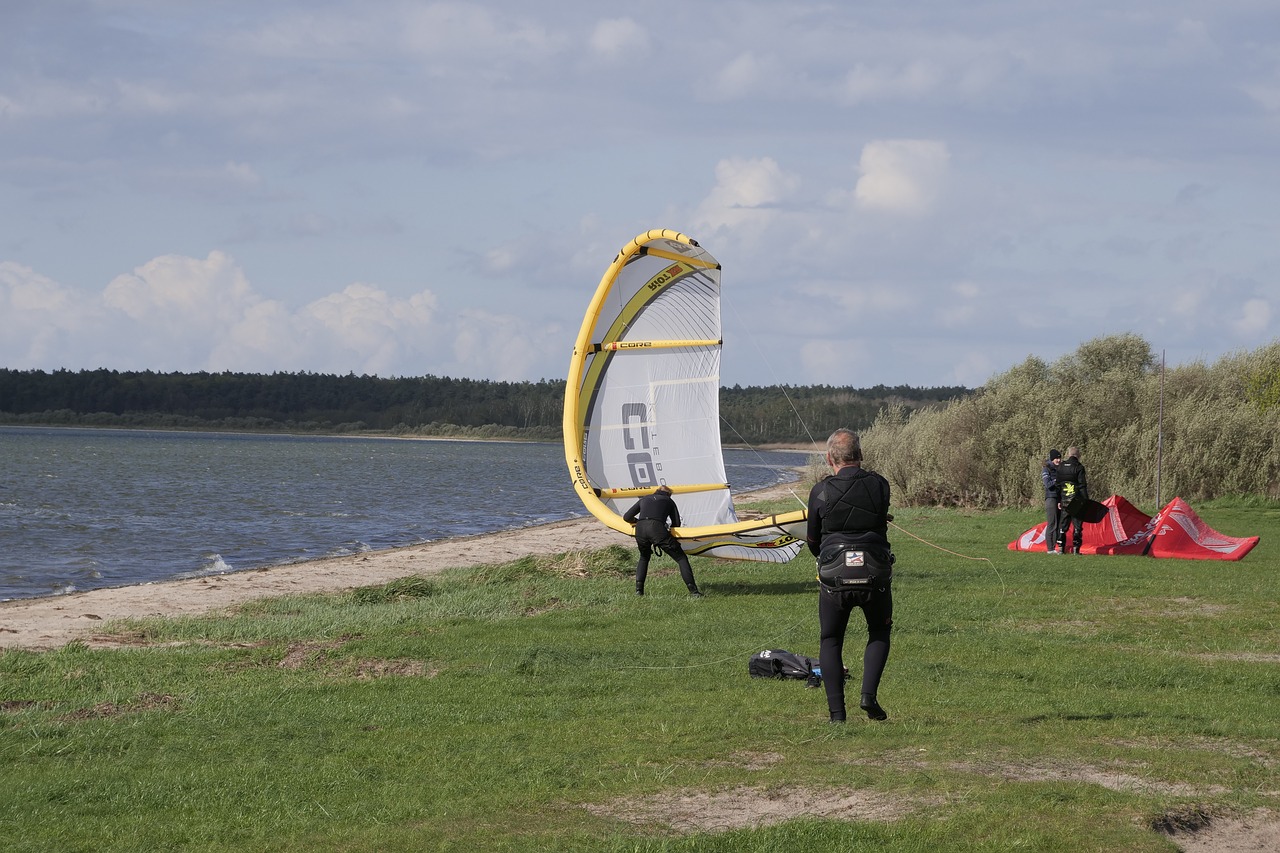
[0,426,811,601]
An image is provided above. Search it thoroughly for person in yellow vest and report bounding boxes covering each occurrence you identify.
[1055,446,1089,554]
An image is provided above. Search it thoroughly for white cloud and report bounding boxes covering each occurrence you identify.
[949,349,996,387]
[797,281,917,316]
[451,308,561,382]
[401,4,562,63]
[1242,77,1280,113]
[708,53,776,100]
[4,253,458,377]
[854,140,950,215]
[304,283,437,351]
[224,161,262,187]
[115,80,191,115]
[103,251,256,324]
[2,248,561,381]
[0,262,100,367]
[1,261,74,314]
[800,337,874,386]
[937,280,981,328]
[589,18,649,59]
[844,61,941,103]
[693,157,800,238]
[1234,297,1271,338]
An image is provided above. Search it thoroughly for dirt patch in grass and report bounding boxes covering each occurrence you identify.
[60,691,180,721]
[349,658,435,679]
[1153,807,1280,852]
[276,640,435,679]
[583,784,931,833]
[1016,618,1102,637]
[277,639,347,669]
[1113,736,1280,773]
[1195,651,1280,664]
[949,758,1229,796]
[521,594,564,617]
[2,699,48,713]
[701,751,787,771]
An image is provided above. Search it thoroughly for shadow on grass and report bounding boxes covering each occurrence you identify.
[1020,711,1151,723]
[703,580,814,597]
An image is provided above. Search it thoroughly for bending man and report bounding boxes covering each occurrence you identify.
[623,485,703,598]
[807,429,894,723]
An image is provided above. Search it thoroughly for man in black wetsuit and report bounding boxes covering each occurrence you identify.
[623,485,703,597]
[807,429,893,724]
[1055,446,1088,554]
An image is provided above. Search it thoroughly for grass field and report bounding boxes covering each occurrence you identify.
[2,498,1277,851]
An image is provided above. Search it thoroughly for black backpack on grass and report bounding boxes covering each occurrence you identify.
[748,649,816,680]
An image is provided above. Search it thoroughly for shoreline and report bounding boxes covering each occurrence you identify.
[0,480,809,651]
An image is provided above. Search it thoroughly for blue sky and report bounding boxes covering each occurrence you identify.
[2,1,1278,388]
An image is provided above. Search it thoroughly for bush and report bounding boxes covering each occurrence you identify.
[863,334,1280,507]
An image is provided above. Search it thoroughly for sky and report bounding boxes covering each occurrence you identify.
[2,1,1278,389]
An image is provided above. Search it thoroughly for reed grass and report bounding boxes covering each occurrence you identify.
[1,500,1276,852]
[864,334,1280,506]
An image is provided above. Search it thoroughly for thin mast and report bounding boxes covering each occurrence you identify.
[1156,349,1165,507]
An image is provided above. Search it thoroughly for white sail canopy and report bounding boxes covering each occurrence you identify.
[563,229,806,562]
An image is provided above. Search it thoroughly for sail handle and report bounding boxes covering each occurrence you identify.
[592,339,721,353]
[597,483,729,499]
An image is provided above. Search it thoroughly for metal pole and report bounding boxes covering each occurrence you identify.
[1156,350,1165,507]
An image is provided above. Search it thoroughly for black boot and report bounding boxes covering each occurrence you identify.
[860,693,888,721]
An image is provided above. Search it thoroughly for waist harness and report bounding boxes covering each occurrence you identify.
[817,543,893,590]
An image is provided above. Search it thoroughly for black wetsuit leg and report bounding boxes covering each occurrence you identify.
[820,586,893,719]
[666,542,698,592]
[634,540,653,593]
[858,589,893,699]
[819,586,856,718]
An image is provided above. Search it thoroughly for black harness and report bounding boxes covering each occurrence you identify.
[815,470,893,591]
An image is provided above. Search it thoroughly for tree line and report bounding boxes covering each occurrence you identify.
[8,335,1274,505]
[0,368,968,445]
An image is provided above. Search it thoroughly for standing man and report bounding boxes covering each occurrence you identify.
[623,485,703,597]
[807,429,894,723]
[1056,446,1089,554]
[1042,449,1063,554]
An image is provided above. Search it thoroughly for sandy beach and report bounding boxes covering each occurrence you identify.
[0,480,809,651]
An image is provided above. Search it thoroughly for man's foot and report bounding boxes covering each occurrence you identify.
[689,590,704,598]
[829,711,846,723]
[635,589,644,596]
[860,694,888,721]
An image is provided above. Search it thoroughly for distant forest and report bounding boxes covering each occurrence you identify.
[0,368,968,445]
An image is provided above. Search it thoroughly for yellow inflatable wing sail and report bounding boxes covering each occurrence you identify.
[563,229,807,562]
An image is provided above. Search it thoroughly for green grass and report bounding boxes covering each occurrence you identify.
[2,503,1277,852]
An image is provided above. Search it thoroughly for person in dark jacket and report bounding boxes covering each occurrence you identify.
[1055,446,1088,554]
[623,485,702,597]
[1042,449,1063,554]
[806,429,893,723]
